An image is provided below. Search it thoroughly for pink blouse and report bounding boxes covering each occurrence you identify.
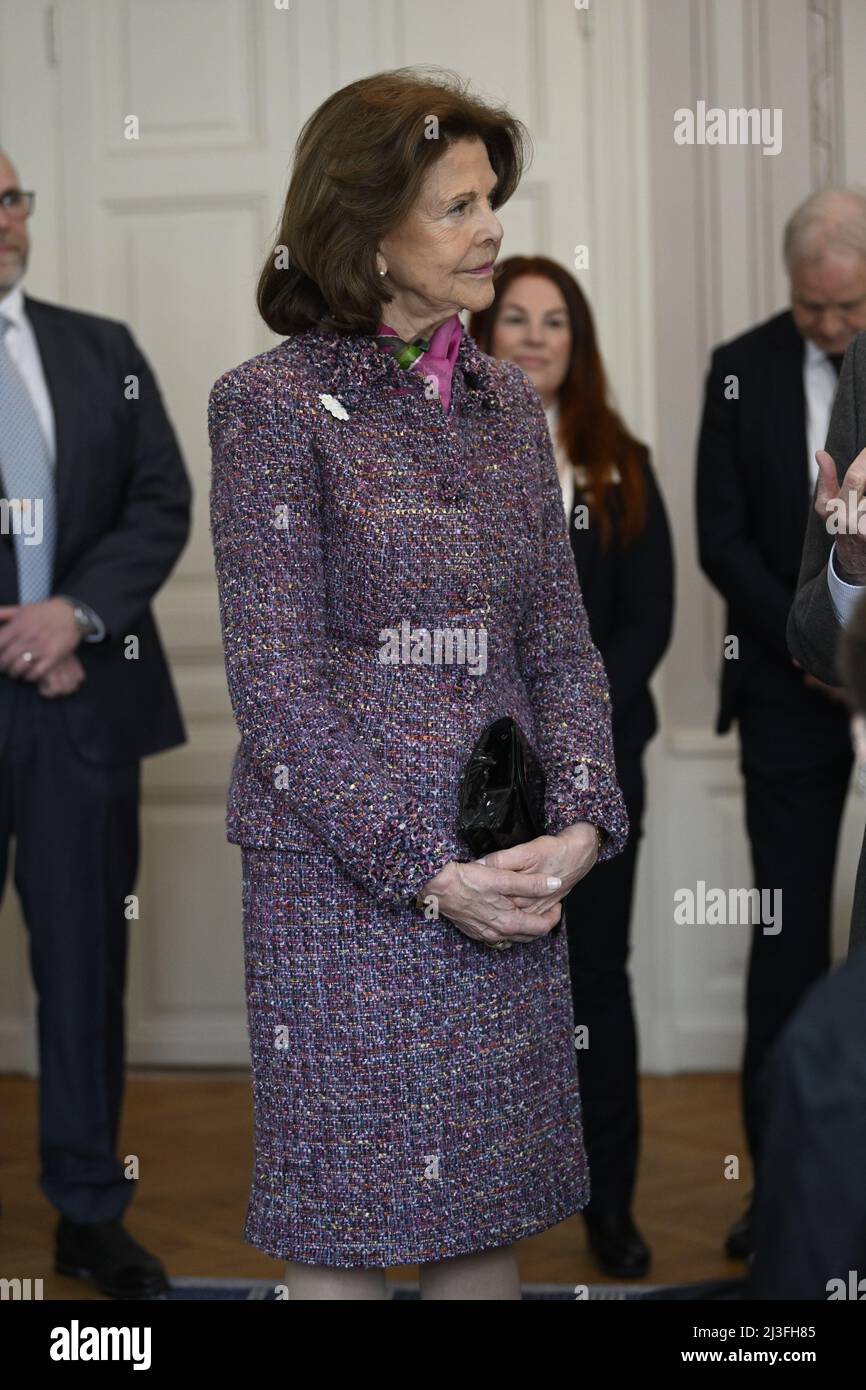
[375,312,464,412]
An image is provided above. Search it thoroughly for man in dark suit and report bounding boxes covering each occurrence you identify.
[788,320,866,949]
[696,189,866,1261]
[0,149,191,1297]
[749,592,866,1300]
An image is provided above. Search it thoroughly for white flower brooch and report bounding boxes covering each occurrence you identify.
[319,393,349,420]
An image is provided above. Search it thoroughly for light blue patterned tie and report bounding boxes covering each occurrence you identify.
[0,312,56,602]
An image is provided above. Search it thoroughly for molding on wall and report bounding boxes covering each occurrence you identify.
[745,0,777,321]
[807,0,844,187]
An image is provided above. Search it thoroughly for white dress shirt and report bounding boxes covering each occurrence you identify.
[0,282,105,640]
[804,338,837,497]
[0,282,56,456]
[545,399,575,521]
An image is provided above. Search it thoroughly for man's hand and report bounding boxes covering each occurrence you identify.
[478,823,600,912]
[0,598,81,681]
[815,446,866,583]
[802,671,850,704]
[36,652,86,699]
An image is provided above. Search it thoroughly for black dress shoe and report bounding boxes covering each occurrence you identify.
[724,1194,754,1260]
[583,1207,652,1278]
[55,1217,169,1300]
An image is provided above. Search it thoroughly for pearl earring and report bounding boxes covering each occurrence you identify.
[379,267,386,276]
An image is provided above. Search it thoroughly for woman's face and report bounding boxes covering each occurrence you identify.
[376,137,503,337]
[489,275,571,406]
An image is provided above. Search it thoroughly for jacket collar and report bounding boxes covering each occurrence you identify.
[303,320,502,414]
[769,307,805,364]
[767,308,810,526]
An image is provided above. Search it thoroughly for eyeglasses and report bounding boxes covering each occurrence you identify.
[0,190,35,220]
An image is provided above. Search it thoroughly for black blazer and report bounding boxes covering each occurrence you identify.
[0,295,192,764]
[696,308,845,735]
[567,445,674,760]
[748,946,866,1298]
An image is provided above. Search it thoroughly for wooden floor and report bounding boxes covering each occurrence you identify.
[0,1071,750,1298]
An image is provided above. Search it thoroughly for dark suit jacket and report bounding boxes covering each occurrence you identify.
[0,295,191,764]
[568,445,674,761]
[696,309,850,736]
[788,329,866,953]
[748,946,866,1298]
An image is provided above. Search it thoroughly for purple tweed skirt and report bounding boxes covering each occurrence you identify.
[240,844,590,1268]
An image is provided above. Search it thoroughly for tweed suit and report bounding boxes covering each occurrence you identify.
[208,322,628,1266]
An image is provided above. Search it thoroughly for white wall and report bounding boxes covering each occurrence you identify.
[638,0,864,1072]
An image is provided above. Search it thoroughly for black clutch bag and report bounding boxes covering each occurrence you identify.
[457,716,547,858]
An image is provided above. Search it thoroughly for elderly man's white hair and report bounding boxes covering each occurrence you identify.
[784,187,866,271]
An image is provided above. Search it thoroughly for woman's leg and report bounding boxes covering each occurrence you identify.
[419,1244,521,1300]
[284,1261,388,1300]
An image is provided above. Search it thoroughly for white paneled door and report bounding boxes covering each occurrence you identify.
[6,0,852,1074]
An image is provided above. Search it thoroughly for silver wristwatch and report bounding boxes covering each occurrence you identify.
[72,604,97,637]
[58,595,97,638]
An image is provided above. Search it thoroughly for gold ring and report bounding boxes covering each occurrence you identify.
[492,940,512,951]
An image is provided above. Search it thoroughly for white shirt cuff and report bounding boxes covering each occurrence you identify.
[827,543,866,627]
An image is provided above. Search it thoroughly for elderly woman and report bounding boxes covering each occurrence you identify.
[208,67,628,1301]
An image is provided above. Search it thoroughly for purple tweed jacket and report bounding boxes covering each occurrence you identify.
[208,323,629,911]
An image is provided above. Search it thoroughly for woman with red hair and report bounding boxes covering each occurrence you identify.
[472,258,674,1278]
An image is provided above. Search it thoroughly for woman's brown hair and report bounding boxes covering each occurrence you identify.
[470,256,647,549]
[258,66,531,336]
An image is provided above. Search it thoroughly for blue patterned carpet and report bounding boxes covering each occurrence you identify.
[155,1276,747,1301]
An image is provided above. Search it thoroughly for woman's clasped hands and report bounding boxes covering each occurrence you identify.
[420,822,600,950]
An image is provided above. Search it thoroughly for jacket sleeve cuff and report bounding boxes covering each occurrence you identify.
[544,762,630,862]
[378,809,469,910]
